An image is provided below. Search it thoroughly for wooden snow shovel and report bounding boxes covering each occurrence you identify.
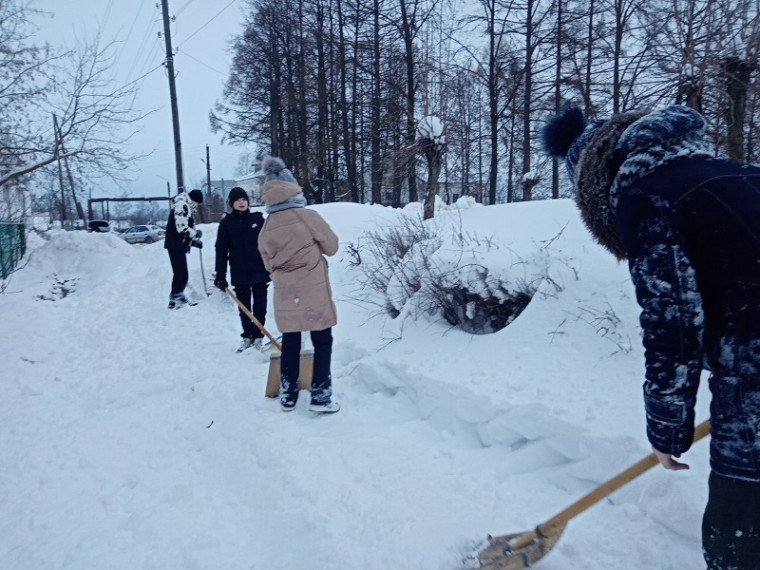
[475,419,711,569]
[223,287,313,398]
[198,248,209,296]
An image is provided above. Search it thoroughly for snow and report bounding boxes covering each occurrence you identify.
[418,116,446,145]
[1,199,711,569]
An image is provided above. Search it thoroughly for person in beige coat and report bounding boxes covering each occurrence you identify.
[257,156,340,413]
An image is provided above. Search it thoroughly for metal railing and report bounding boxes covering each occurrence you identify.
[0,221,25,279]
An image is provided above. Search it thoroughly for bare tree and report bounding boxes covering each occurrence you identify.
[0,0,56,187]
[215,0,760,208]
[418,115,445,220]
[0,2,148,222]
[509,0,554,201]
[714,0,760,161]
[456,0,517,205]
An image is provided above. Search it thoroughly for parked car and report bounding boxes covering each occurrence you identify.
[88,220,111,233]
[122,225,165,244]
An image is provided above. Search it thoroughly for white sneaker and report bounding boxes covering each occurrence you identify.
[309,401,341,414]
[252,338,263,350]
[236,338,253,353]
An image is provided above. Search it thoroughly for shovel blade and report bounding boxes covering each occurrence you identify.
[264,350,314,397]
[476,523,566,569]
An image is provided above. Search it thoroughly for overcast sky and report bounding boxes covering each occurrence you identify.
[32,0,251,198]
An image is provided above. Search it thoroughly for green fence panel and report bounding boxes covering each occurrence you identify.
[0,221,26,279]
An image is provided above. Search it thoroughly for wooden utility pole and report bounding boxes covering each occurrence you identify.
[161,0,184,192]
[53,115,66,223]
[206,144,211,198]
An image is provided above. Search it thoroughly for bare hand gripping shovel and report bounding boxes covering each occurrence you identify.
[475,419,711,569]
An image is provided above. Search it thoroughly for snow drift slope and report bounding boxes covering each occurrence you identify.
[1,200,710,569]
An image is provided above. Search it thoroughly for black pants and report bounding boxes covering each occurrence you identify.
[167,248,189,296]
[280,328,333,405]
[233,283,268,339]
[702,471,760,569]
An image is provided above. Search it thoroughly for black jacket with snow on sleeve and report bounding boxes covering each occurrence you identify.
[615,156,760,482]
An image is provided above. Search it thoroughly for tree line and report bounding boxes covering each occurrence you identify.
[210,0,760,208]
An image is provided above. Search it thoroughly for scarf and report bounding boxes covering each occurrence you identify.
[265,192,307,214]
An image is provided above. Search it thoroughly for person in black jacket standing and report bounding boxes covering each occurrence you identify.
[214,187,271,352]
[164,189,203,309]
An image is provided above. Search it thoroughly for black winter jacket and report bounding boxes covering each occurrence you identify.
[214,209,270,286]
[616,156,760,482]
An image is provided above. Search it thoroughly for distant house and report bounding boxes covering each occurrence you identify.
[201,178,235,221]
[0,173,30,222]
[208,178,233,195]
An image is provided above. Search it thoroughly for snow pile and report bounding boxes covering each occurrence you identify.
[417,115,446,146]
[0,199,712,570]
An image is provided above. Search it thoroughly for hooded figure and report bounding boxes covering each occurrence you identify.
[214,186,270,352]
[542,104,760,569]
[257,156,340,414]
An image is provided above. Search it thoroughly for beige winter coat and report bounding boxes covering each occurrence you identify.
[258,180,339,333]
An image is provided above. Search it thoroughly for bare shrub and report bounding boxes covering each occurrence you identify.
[348,214,542,333]
[347,215,441,317]
[431,280,534,334]
[573,303,633,355]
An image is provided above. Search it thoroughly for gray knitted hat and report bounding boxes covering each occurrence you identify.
[261,156,298,185]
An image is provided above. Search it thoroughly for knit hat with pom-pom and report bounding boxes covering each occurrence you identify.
[261,156,298,185]
[260,156,308,213]
[541,106,606,182]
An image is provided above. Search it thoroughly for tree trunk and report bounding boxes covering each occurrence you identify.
[421,137,443,220]
[722,56,754,162]
[552,0,562,200]
[400,0,418,203]
[337,0,359,202]
[370,0,383,205]
[521,0,534,202]
[315,1,328,203]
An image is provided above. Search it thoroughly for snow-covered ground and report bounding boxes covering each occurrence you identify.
[1,199,711,569]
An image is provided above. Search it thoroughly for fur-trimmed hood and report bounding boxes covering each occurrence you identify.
[542,105,714,259]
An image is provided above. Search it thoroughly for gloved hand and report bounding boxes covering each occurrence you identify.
[214,276,228,291]
[191,238,203,249]
[194,229,203,239]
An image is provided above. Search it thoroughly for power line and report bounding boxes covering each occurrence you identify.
[116,0,146,74]
[176,0,237,48]
[120,62,166,91]
[176,0,197,16]
[125,2,160,83]
[179,50,228,77]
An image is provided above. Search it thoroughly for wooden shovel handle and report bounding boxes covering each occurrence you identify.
[224,287,282,351]
[510,419,711,551]
[199,248,208,296]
